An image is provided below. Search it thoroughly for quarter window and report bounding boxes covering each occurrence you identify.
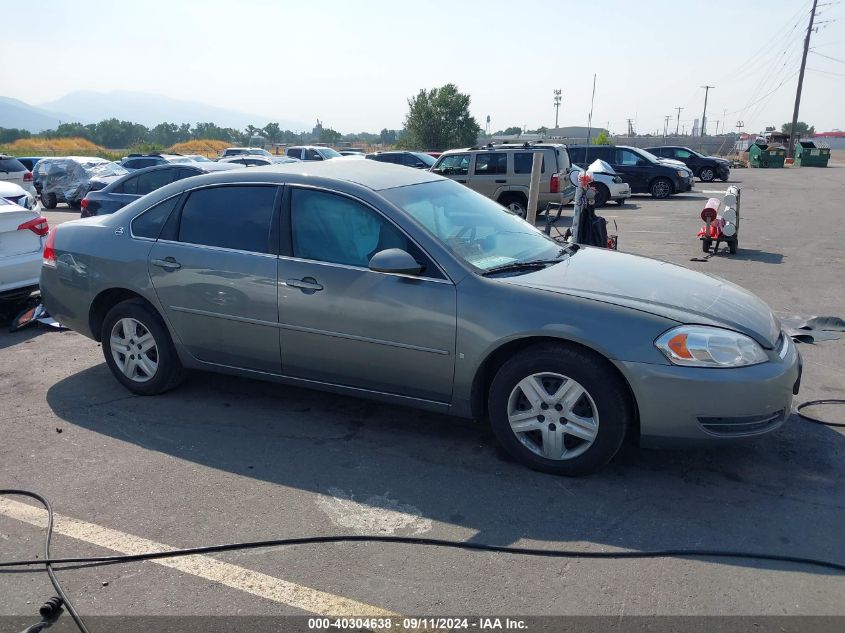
[474,152,507,175]
[131,195,180,240]
[291,188,409,268]
[178,185,277,253]
[513,152,546,174]
[116,175,139,195]
[616,149,642,165]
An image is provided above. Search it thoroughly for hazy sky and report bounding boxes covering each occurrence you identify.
[3,0,843,134]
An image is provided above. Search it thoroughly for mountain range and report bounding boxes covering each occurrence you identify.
[1,91,307,132]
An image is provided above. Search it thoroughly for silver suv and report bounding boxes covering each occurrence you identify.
[431,143,573,216]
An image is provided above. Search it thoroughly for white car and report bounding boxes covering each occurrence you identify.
[1,154,37,198]
[0,197,48,301]
[573,159,632,206]
[0,181,36,210]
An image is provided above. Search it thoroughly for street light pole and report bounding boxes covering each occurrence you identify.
[553,89,562,129]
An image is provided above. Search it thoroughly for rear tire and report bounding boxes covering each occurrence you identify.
[499,194,528,219]
[649,178,673,199]
[69,200,81,210]
[42,192,57,209]
[487,343,632,476]
[101,299,184,396]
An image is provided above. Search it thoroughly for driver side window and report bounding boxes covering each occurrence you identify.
[616,149,642,165]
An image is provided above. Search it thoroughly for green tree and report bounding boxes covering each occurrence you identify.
[781,121,814,136]
[319,127,342,144]
[403,83,481,150]
[263,122,281,143]
[593,130,611,145]
[0,127,31,143]
[149,122,180,146]
[380,128,397,145]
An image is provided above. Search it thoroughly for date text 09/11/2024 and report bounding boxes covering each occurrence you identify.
[307,617,528,630]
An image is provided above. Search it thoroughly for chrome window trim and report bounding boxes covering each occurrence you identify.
[156,239,278,259]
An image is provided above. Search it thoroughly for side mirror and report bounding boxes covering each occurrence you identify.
[636,159,648,166]
[368,248,422,276]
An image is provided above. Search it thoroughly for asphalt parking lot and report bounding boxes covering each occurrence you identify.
[1,166,844,621]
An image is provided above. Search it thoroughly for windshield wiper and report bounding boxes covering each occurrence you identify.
[482,245,578,275]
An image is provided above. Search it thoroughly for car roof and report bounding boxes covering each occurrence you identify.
[174,159,441,192]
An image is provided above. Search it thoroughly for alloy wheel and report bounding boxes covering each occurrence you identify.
[507,372,599,460]
[110,317,158,383]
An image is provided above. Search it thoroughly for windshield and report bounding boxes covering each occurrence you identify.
[318,147,342,159]
[383,179,565,271]
[638,149,661,163]
[412,152,436,167]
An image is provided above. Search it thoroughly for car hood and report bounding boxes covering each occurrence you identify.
[500,247,780,348]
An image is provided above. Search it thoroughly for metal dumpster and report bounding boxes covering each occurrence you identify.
[747,140,787,168]
[794,140,831,167]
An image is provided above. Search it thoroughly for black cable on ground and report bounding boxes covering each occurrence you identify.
[0,490,89,633]
[797,399,845,427]
[2,489,844,633]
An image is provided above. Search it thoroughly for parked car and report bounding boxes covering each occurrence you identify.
[180,154,213,163]
[35,157,128,209]
[645,146,731,182]
[0,181,36,210]
[1,197,48,302]
[218,156,274,167]
[220,147,273,158]
[285,146,342,161]
[80,162,240,217]
[16,156,47,172]
[120,154,197,171]
[1,154,36,198]
[431,143,573,217]
[39,161,799,475]
[567,145,692,199]
[571,159,631,207]
[339,148,365,155]
[366,151,436,169]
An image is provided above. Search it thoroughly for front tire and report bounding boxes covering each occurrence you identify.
[698,167,716,182]
[591,183,610,208]
[614,198,626,206]
[101,299,184,395]
[649,178,673,199]
[487,344,632,476]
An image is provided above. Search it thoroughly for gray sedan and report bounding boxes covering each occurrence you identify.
[40,161,801,475]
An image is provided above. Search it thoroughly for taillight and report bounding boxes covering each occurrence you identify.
[23,171,33,182]
[18,216,49,236]
[80,197,90,217]
[550,173,560,194]
[43,229,57,267]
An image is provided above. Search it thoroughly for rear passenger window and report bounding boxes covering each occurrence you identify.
[116,176,139,195]
[132,195,180,240]
[435,154,470,176]
[0,158,26,172]
[474,152,507,175]
[137,169,177,195]
[286,148,300,158]
[178,185,277,253]
[513,152,546,174]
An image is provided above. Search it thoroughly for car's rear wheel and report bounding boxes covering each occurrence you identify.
[487,343,632,476]
[591,183,609,208]
[499,194,527,218]
[649,178,673,199]
[42,192,57,209]
[101,299,184,395]
[69,200,81,210]
[698,167,716,182]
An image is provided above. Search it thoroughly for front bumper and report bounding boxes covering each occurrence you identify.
[678,174,694,191]
[609,182,631,199]
[717,164,731,180]
[614,335,801,446]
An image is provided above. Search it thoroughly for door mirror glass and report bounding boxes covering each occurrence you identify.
[368,248,422,275]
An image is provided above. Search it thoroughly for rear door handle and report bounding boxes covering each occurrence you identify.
[456,180,467,184]
[285,277,323,292]
[495,179,506,183]
[151,257,181,271]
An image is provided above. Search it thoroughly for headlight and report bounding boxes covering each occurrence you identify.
[655,325,769,367]
[677,170,689,178]
[612,175,623,183]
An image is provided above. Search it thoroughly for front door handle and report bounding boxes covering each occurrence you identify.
[151,257,181,271]
[456,179,467,184]
[285,277,323,292]
[495,179,507,183]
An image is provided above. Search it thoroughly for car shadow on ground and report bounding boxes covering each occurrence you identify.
[704,248,785,264]
[44,364,845,576]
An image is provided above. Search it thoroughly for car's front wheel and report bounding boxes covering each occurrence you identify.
[698,167,716,182]
[591,183,610,208]
[649,178,673,199]
[101,299,184,395]
[487,344,632,475]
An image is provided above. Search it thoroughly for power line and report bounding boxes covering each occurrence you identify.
[810,49,845,63]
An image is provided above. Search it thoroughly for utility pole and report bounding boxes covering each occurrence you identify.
[700,85,714,137]
[736,120,745,157]
[663,115,671,140]
[553,89,562,129]
[674,107,683,135]
[715,120,720,136]
[626,118,635,137]
[787,0,818,159]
